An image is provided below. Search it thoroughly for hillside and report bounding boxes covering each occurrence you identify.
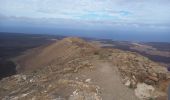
[15,37,99,72]
[0,37,169,100]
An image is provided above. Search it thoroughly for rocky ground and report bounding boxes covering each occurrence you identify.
[0,37,169,100]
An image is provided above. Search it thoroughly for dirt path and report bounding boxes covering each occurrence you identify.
[82,60,140,100]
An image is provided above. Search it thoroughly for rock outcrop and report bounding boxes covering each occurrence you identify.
[111,49,169,99]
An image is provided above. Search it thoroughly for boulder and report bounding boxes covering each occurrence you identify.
[125,80,131,87]
[135,83,155,99]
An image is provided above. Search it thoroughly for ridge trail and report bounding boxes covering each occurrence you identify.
[81,60,140,100]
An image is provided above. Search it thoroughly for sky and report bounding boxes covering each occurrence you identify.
[0,0,170,41]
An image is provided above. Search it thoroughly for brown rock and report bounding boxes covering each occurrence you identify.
[151,73,157,77]
[148,76,159,82]
[144,79,155,85]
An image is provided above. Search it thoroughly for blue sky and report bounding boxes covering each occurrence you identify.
[0,0,170,41]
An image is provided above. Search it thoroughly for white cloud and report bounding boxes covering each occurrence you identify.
[0,0,170,25]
